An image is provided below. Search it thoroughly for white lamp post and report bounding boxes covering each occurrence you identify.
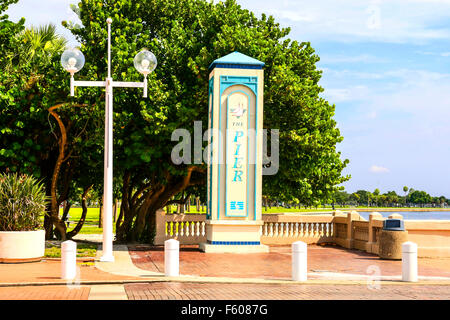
[61,18,157,262]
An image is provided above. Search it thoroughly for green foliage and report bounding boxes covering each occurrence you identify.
[332,190,349,205]
[0,173,47,231]
[355,189,372,205]
[2,0,350,240]
[0,0,25,69]
[64,0,349,209]
[45,241,97,258]
[12,24,68,67]
[332,188,448,207]
[407,190,432,205]
[0,11,103,238]
[0,22,71,179]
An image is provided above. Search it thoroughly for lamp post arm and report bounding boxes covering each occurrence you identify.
[73,80,107,87]
[112,81,145,88]
[70,80,147,96]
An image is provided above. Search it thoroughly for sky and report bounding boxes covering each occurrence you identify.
[5,0,450,197]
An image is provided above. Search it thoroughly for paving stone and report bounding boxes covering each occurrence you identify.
[128,244,450,279]
[0,285,90,300]
[124,282,450,300]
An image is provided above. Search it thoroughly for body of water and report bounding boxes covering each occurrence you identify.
[357,211,450,221]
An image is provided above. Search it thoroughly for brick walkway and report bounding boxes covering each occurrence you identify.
[1,282,449,300]
[125,282,450,300]
[0,244,449,300]
[128,244,450,279]
[0,285,90,300]
[0,259,140,285]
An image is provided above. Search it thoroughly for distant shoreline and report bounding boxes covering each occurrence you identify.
[336,208,450,212]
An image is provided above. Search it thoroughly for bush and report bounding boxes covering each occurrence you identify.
[0,173,47,231]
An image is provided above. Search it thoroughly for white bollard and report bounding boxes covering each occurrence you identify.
[165,239,179,277]
[402,241,418,282]
[61,240,77,280]
[292,241,307,281]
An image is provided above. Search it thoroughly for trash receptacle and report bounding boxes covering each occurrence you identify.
[378,219,408,260]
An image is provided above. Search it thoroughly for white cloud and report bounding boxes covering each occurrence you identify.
[367,111,377,119]
[319,54,388,64]
[241,0,450,44]
[321,85,371,103]
[370,165,389,173]
[416,51,450,57]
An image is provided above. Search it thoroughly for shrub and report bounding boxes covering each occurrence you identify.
[0,173,47,231]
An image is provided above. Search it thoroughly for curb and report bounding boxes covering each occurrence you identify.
[2,277,450,288]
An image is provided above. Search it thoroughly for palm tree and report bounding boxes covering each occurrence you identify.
[6,24,67,71]
[373,188,380,207]
[403,186,409,207]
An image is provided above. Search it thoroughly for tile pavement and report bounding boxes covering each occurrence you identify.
[0,285,90,300]
[128,244,450,280]
[124,282,450,300]
[0,243,449,300]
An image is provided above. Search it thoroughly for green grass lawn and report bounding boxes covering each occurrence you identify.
[61,205,325,235]
[57,204,445,235]
[61,207,116,235]
[45,241,97,258]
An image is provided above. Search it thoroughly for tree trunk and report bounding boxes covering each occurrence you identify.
[44,182,53,239]
[67,184,93,239]
[48,104,72,240]
[61,200,72,222]
[196,197,200,212]
[113,199,118,222]
[116,166,205,243]
[98,198,103,228]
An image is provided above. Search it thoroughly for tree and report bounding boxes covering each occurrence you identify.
[0,2,103,240]
[349,192,360,206]
[384,190,399,207]
[408,190,432,207]
[403,186,408,195]
[61,0,349,242]
[332,190,349,207]
[13,24,67,67]
[403,186,408,205]
[439,196,447,207]
[355,190,372,207]
[0,0,24,69]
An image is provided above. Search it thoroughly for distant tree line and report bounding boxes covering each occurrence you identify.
[331,187,449,208]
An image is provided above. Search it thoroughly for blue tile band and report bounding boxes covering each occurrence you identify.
[207,240,260,245]
[211,63,263,70]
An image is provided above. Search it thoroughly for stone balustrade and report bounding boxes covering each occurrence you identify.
[154,212,206,245]
[153,209,450,257]
[260,214,334,244]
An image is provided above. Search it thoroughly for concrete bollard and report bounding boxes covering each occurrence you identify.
[164,239,179,277]
[402,241,418,282]
[292,241,307,281]
[61,240,77,280]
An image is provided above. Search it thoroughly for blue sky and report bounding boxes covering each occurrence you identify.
[5,0,450,197]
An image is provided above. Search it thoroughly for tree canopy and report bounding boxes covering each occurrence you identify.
[329,188,448,208]
[1,0,350,242]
